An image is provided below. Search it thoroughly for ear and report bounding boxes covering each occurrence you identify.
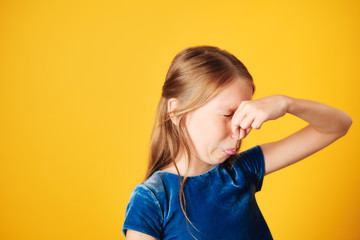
[167,98,179,126]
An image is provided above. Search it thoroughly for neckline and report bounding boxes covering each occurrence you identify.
[156,164,220,178]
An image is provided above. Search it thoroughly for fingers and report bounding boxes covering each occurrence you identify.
[232,113,255,138]
[251,117,264,129]
[231,101,247,134]
[232,125,241,139]
[245,127,252,136]
[231,100,267,139]
[232,112,250,139]
[231,114,246,136]
[232,113,264,139]
[232,127,252,140]
[240,127,253,139]
[239,128,246,139]
[240,113,256,129]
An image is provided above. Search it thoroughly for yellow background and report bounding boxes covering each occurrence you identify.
[0,0,359,239]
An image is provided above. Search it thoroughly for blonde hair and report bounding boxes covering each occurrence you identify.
[144,45,255,239]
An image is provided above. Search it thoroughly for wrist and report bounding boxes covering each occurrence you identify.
[282,95,294,114]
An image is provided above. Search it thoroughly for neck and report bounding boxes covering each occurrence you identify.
[161,151,216,177]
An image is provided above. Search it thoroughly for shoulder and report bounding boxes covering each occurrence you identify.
[235,145,264,167]
[232,145,266,192]
[141,172,168,197]
[123,178,165,239]
[128,175,168,201]
[237,145,264,160]
[130,183,159,202]
[129,171,174,208]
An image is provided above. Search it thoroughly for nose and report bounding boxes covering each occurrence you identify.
[228,120,234,135]
[227,121,240,149]
[229,136,241,150]
[235,140,241,150]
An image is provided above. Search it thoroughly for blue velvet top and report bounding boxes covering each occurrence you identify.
[122,145,273,239]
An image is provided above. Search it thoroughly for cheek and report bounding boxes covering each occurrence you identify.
[190,117,227,147]
[186,114,212,146]
[190,119,211,144]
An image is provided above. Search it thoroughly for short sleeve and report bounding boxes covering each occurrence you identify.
[122,184,163,239]
[235,145,265,192]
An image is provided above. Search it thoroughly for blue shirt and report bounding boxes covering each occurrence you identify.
[122,145,273,239]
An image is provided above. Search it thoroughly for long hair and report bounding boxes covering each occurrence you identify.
[143,45,255,239]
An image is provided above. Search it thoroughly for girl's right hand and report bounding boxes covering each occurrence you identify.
[231,95,291,139]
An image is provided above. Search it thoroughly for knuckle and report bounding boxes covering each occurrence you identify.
[259,110,268,118]
[240,123,249,129]
[240,101,250,110]
[240,101,248,106]
[240,122,248,129]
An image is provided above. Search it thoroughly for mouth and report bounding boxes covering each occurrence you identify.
[223,148,237,155]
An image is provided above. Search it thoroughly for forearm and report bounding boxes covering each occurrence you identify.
[285,96,352,136]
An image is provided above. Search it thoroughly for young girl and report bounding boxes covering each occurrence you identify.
[122,46,352,240]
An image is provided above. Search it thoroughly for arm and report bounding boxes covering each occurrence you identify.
[231,95,352,176]
[126,230,157,240]
[123,185,162,240]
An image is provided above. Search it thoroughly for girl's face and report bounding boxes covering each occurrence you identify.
[183,78,253,171]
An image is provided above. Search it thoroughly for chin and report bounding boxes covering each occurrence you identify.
[219,155,231,163]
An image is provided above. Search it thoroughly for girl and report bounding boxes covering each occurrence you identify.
[122,45,352,240]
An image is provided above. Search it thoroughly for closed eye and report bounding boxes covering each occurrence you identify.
[224,114,233,118]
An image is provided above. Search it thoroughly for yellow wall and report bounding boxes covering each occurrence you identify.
[0,0,359,239]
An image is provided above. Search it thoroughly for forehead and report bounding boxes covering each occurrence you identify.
[208,79,253,110]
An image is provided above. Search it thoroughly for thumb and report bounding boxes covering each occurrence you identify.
[232,125,240,139]
[244,128,252,138]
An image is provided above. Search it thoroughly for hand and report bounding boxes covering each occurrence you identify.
[231,95,291,139]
